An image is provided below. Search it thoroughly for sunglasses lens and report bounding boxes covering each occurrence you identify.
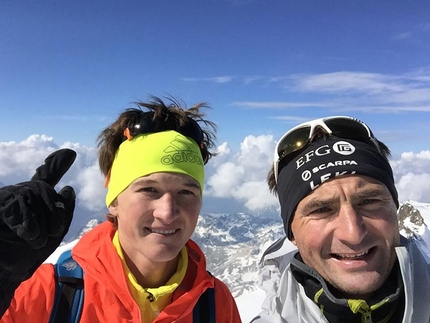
[325,118,373,145]
[178,118,204,145]
[127,111,207,162]
[277,126,311,159]
[129,112,203,144]
[129,113,156,137]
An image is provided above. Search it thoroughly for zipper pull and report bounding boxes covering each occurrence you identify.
[147,292,155,302]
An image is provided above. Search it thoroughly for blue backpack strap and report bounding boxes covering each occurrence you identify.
[192,287,215,323]
[49,249,84,323]
[193,272,216,323]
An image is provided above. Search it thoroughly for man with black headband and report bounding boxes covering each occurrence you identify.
[252,117,430,323]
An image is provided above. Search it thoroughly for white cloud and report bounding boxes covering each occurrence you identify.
[393,32,413,40]
[386,88,430,104]
[234,70,430,114]
[271,116,314,123]
[205,134,278,211]
[393,24,430,42]
[237,135,273,173]
[183,70,430,114]
[181,76,234,83]
[289,70,430,111]
[0,135,59,178]
[217,142,231,156]
[232,181,277,210]
[396,172,430,203]
[211,142,232,166]
[205,162,245,198]
[391,150,430,203]
[0,135,103,213]
[391,150,430,175]
[231,101,325,109]
[209,76,234,83]
[76,164,106,211]
[290,71,404,94]
[242,75,264,85]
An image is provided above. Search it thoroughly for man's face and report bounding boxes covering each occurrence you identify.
[109,172,202,267]
[291,175,400,300]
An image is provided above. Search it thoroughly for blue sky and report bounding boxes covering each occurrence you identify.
[2,0,430,153]
[1,1,430,232]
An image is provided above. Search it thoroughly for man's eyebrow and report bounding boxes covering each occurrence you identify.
[355,188,390,199]
[130,178,200,189]
[300,197,336,213]
[130,179,156,187]
[181,182,201,190]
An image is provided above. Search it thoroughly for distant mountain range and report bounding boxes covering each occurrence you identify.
[192,213,285,297]
[68,201,430,300]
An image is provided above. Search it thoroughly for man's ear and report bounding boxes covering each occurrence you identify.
[291,235,297,246]
[109,203,118,216]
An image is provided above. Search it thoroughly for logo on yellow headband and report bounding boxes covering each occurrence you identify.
[105,130,205,207]
[161,137,203,166]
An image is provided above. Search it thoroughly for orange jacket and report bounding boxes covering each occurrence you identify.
[2,222,242,323]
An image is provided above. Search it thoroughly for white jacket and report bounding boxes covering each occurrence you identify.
[252,235,430,323]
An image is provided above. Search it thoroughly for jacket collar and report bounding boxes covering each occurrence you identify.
[72,222,215,320]
[290,253,404,323]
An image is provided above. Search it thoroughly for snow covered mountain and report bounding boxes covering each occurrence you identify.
[192,213,285,297]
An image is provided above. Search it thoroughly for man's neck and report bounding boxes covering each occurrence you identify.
[290,252,404,323]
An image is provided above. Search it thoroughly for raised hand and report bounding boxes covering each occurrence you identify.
[0,149,76,316]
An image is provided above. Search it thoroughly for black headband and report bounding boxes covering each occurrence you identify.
[276,136,399,240]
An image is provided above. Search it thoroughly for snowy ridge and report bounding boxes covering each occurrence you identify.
[192,213,284,297]
[398,201,430,265]
[75,218,104,239]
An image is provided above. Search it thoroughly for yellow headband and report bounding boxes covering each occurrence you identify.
[105,130,205,207]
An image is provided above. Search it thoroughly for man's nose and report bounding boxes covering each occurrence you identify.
[335,205,367,245]
[153,193,178,224]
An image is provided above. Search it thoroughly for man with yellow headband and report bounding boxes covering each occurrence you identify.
[1,97,241,322]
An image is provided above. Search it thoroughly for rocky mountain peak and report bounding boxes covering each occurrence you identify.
[398,202,425,236]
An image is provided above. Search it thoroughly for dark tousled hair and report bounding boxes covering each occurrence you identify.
[97,96,217,176]
[97,95,217,227]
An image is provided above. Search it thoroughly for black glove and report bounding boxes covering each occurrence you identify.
[0,149,76,316]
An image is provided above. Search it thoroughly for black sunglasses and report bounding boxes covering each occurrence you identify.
[124,111,207,162]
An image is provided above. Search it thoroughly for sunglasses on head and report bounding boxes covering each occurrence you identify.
[273,116,381,183]
[123,111,207,162]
